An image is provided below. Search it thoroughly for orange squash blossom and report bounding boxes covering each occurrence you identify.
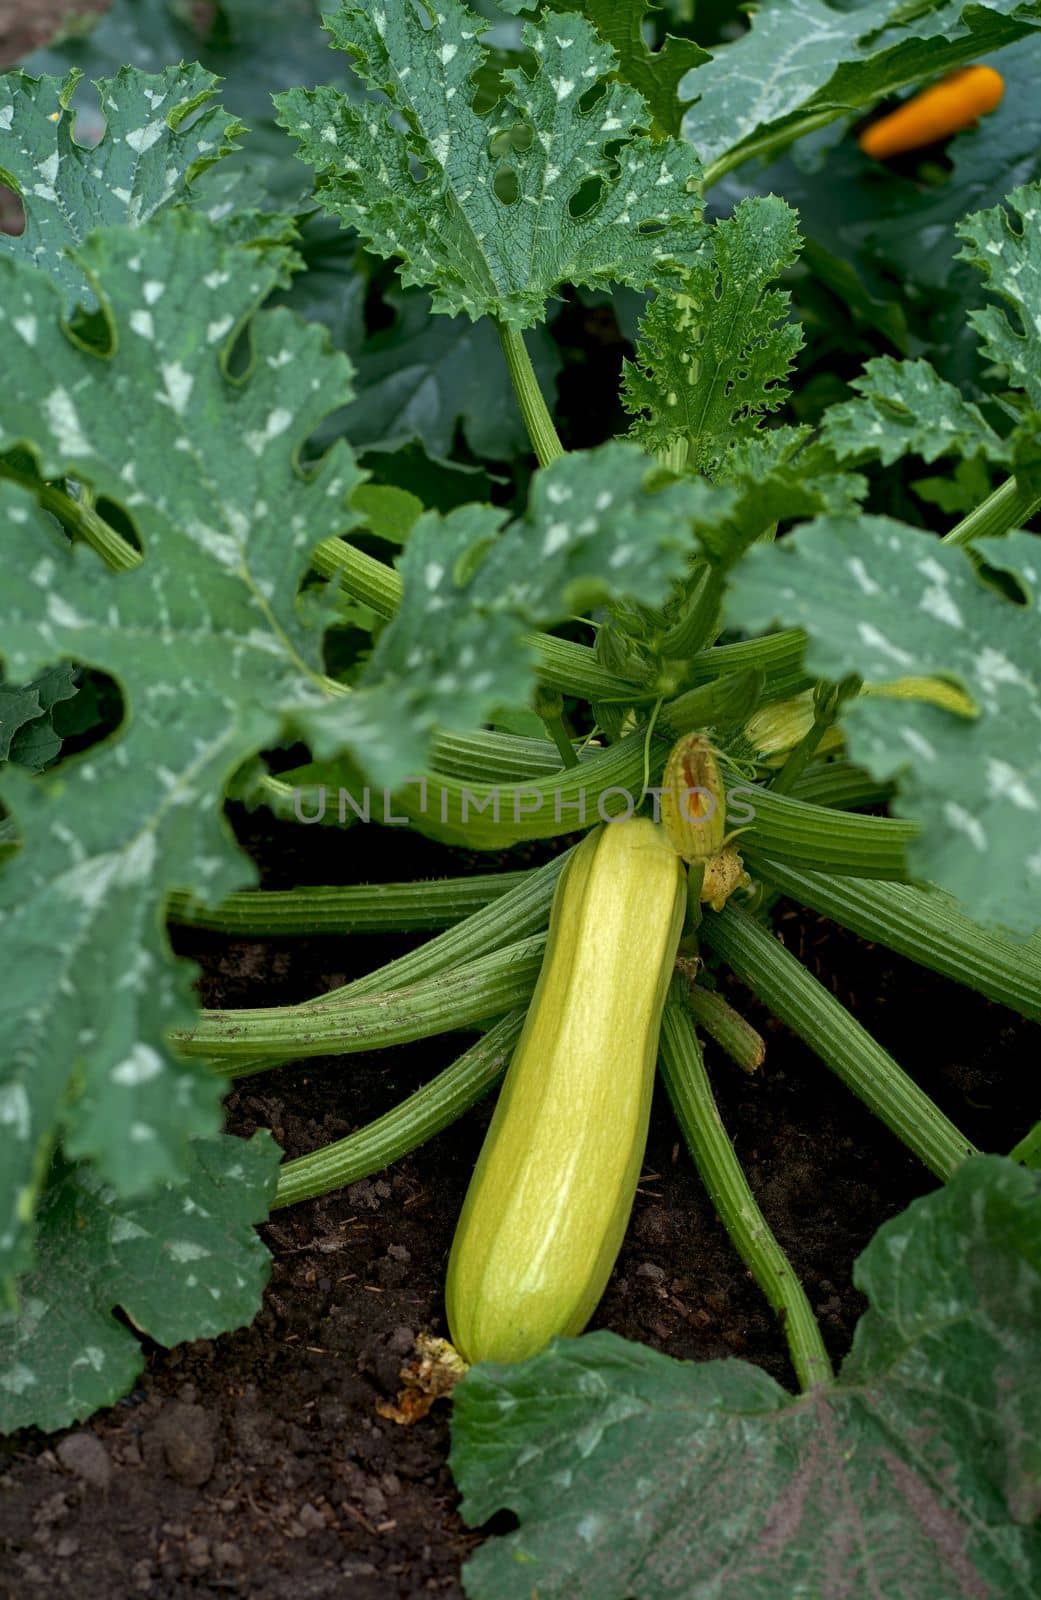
[858,65,1005,160]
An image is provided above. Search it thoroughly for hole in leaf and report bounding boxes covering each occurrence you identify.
[490,121,532,160]
[71,104,107,150]
[976,561,1031,607]
[95,496,143,555]
[577,81,607,115]
[568,176,604,218]
[0,183,25,237]
[224,320,254,380]
[51,667,125,763]
[493,165,520,205]
[66,301,114,356]
[0,664,126,777]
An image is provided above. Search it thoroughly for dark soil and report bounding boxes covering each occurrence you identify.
[0,0,101,69]
[0,6,1037,1597]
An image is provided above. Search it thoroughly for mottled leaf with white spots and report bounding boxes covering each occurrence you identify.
[520,0,709,137]
[0,65,245,312]
[725,519,1041,934]
[274,0,705,331]
[0,1133,279,1433]
[453,1157,1041,1600]
[820,356,1009,469]
[0,213,363,1290]
[622,196,803,473]
[958,181,1041,412]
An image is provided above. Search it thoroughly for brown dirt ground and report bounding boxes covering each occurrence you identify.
[0,0,103,66]
[0,5,1037,1597]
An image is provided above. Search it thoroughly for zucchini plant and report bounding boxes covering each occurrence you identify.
[1,0,1041,1593]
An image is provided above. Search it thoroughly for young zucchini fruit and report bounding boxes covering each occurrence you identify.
[446,818,687,1365]
[858,65,1004,160]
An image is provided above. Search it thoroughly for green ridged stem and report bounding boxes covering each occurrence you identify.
[429,729,582,782]
[194,857,567,1075]
[739,786,915,878]
[0,461,141,572]
[701,109,839,191]
[783,761,893,812]
[291,851,566,1009]
[943,474,1041,548]
[246,729,598,827]
[685,984,766,1073]
[659,562,722,659]
[311,535,400,617]
[747,858,1041,1025]
[178,936,545,1070]
[701,904,978,1179]
[291,728,588,787]
[660,993,833,1391]
[273,1012,524,1208]
[659,669,764,737]
[496,321,565,467]
[166,870,530,935]
[370,731,671,850]
[686,630,812,703]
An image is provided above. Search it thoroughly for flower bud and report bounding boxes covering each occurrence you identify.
[660,734,726,863]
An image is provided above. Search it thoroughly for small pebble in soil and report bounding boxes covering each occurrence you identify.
[55,1432,113,1491]
[150,1401,217,1487]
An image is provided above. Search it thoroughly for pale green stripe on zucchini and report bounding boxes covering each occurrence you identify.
[446,819,687,1364]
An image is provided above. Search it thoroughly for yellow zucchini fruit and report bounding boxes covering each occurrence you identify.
[445,818,686,1364]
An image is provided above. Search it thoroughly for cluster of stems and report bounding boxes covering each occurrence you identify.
[25,205,1035,1395]
[163,308,1039,1394]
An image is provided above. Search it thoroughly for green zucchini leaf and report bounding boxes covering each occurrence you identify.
[504,0,709,137]
[0,1132,279,1433]
[0,212,361,1290]
[23,0,338,203]
[820,355,1010,468]
[453,1156,1041,1599]
[622,195,803,473]
[0,65,247,311]
[724,519,1041,935]
[274,0,705,331]
[958,180,1041,411]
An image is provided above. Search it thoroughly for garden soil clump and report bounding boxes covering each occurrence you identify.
[0,806,1034,1599]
